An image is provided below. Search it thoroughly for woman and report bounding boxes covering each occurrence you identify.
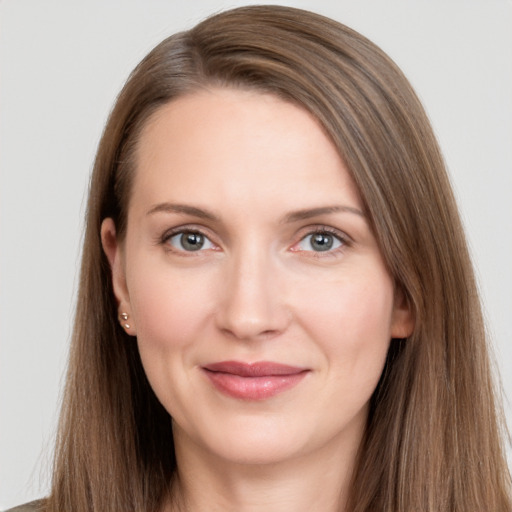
[10,5,511,512]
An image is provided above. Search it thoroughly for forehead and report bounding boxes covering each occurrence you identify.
[131,87,362,216]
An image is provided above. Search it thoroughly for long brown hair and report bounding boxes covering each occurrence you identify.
[46,5,511,511]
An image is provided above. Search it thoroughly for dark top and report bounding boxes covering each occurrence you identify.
[4,500,44,512]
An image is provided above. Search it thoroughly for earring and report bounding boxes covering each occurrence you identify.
[120,312,130,330]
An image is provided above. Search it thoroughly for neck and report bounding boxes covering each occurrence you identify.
[166,423,362,512]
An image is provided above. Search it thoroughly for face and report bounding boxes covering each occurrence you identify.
[102,88,413,466]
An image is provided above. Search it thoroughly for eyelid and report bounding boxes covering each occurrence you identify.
[158,225,219,253]
[290,225,352,254]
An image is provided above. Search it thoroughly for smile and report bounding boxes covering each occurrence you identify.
[202,361,309,400]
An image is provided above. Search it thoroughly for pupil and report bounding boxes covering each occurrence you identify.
[181,232,204,251]
[312,233,333,251]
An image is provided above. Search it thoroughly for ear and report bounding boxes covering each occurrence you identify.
[101,218,136,336]
[390,286,415,339]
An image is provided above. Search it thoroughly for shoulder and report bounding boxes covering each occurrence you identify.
[4,500,45,512]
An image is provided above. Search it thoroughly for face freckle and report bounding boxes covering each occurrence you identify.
[104,87,413,468]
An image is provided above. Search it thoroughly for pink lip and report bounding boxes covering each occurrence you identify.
[202,361,309,400]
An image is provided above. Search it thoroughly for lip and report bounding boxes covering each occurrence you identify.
[202,361,309,400]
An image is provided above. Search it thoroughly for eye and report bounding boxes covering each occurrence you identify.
[166,231,215,252]
[296,231,344,253]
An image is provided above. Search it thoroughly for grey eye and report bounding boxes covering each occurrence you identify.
[168,231,214,252]
[298,232,342,252]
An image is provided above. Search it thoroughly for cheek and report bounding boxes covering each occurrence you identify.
[128,264,215,353]
[297,271,394,378]
[127,265,218,415]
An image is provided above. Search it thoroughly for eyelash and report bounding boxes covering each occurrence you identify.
[158,225,350,257]
[159,226,216,255]
[291,226,350,258]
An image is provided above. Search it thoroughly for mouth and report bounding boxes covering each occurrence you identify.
[201,361,309,400]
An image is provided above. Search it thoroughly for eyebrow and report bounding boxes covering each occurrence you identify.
[281,205,365,223]
[146,202,365,223]
[146,203,219,221]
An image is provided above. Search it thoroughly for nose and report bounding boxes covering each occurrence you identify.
[215,246,291,341]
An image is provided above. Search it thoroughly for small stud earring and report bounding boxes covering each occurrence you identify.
[120,312,130,330]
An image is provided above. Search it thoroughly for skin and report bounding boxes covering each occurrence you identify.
[102,88,414,512]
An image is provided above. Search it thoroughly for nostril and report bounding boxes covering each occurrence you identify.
[218,324,282,342]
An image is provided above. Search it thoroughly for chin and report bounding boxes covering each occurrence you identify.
[214,434,310,466]
[183,408,363,468]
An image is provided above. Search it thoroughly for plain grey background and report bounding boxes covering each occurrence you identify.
[1,0,511,508]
